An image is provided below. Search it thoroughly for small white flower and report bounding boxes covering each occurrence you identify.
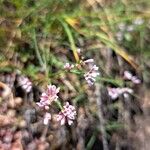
[131,76,141,84]
[84,59,94,64]
[124,71,133,80]
[77,48,81,53]
[133,18,144,25]
[64,63,74,70]
[116,32,123,41]
[127,25,134,32]
[108,87,133,100]
[124,71,141,84]
[107,87,120,100]
[18,76,32,93]
[123,93,129,98]
[118,23,126,31]
[43,112,51,125]
[121,88,133,94]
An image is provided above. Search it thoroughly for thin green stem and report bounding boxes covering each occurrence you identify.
[32,30,44,67]
[55,100,63,110]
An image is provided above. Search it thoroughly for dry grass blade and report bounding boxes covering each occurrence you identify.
[61,20,80,62]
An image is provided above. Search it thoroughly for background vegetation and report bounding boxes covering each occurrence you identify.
[0,0,150,149]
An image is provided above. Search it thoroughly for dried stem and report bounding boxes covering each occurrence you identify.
[95,83,109,150]
[41,124,49,141]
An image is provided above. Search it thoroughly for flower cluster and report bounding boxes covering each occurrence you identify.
[56,102,76,125]
[108,87,133,100]
[36,85,60,110]
[83,59,100,86]
[64,63,74,70]
[84,64,100,86]
[107,70,141,100]
[18,76,32,93]
[63,58,100,86]
[37,84,76,126]
[124,71,141,84]
[116,18,144,42]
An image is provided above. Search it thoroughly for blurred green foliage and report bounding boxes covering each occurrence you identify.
[0,0,150,81]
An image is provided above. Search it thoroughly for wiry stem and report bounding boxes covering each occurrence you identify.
[32,29,44,68]
[95,83,109,150]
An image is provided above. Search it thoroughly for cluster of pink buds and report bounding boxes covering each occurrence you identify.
[124,71,141,84]
[56,102,76,125]
[64,63,74,70]
[36,85,60,110]
[84,64,100,86]
[18,76,32,93]
[108,87,133,100]
[37,85,76,126]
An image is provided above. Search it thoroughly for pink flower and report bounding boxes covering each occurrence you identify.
[124,71,132,80]
[131,76,141,84]
[84,65,100,86]
[124,71,141,84]
[43,112,51,125]
[107,87,120,100]
[64,63,74,70]
[37,85,60,110]
[18,76,32,93]
[120,87,133,94]
[84,59,94,64]
[56,102,76,126]
[108,87,133,100]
